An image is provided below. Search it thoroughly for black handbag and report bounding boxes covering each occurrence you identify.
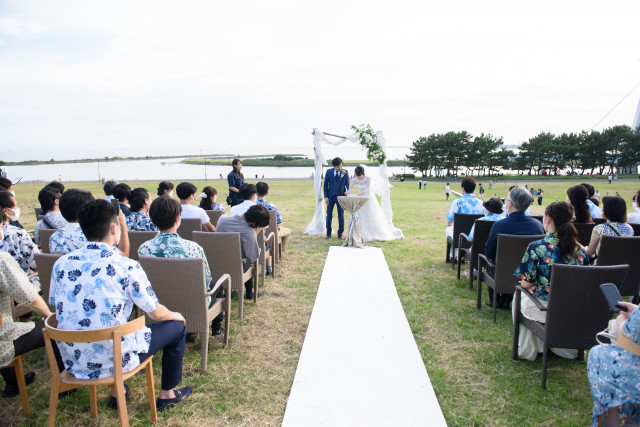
[226,194,233,206]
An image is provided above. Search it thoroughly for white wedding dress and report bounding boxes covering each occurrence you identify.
[349,176,404,242]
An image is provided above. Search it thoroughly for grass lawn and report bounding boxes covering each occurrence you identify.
[3,177,638,426]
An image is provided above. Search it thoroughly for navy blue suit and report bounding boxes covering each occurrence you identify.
[324,168,350,237]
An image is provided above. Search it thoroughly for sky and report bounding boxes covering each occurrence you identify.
[1,0,639,162]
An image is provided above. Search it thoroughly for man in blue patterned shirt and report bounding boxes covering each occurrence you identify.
[49,189,93,255]
[50,199,191,410]
[444,177,484,256]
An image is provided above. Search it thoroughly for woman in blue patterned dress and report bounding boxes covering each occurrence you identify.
[588,301,640,426]
[125,188,158,231]
[586,196,634,258]
[198,186,225,213]
[513,201,589,360]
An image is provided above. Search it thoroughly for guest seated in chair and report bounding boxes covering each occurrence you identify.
[586,196,634,258]
[230,184,257,217]
[484,186,544,309]
[49,189,94,255]
[0,251,64,398]
[216,204,270,300]
[256,181,291,251]
[138,196,224,338]
[445,177,484,257]
[176,182,215,232]
[513,201,588,360]
[103,180,118,203]
[112,183,132,216]
[588,301,640,426]
[0,179,22,229]
[49,200,191,410]
[467,197,503,242]
[198,186,225,213]
[0,191,40,288]
[125,188,158,232]
[34,185,67,246]
[156,181,174,198]
[566,185,593,224]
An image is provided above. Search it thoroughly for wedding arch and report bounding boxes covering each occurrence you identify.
[305,127,398,235]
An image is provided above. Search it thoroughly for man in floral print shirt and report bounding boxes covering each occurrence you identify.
[49,199,192,410]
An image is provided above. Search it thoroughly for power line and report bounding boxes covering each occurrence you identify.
[590,79,640,130]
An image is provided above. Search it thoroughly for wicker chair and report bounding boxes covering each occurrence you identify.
[176,218,202,241]
[192,231,257,319]
[34,253,62,310]
[446,213,483,268]
[266,210,282,263]
[457,220,496,290]
[0,315,30,416]
[38,228,58,254]
[596,235,640,298]
[127,231,159,261]
[205,210,224,228]
[477,234,545,321]
[512,264,628,389]
[43,315,157,426]
[138,257,231,374]
[594,217,607,225]
[33,207,40,221]
[573,222,595,246]
[630,223,640,236]
[254,228,275,288]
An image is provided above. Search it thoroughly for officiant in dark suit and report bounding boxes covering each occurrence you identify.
[324,157,349,239]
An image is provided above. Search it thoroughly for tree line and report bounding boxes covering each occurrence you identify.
[407,125,640,177]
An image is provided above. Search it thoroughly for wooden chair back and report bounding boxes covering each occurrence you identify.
[39,228,58,253]
[573,222,595,246]
[127,231,158,261]
[176,218,202,241]
[205,210,224,228]
[34,253,63,309]
[596,235,640,297]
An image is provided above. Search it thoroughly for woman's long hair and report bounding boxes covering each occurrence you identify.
[545,201,579,259]
[199,186,217,210]
[566,185,592,223]
[232,158,244,179]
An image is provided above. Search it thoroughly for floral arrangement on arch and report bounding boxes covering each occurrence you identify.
[351,124,386,165]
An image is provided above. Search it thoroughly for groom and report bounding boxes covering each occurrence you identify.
[324,157,349,240]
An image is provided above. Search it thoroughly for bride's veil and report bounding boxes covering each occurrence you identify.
[360,164,391,197]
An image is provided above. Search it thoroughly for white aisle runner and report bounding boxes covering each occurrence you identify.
[283,247,446,427]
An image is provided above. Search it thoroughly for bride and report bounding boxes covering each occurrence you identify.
[347,165,404,242]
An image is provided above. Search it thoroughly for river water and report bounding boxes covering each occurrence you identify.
[6,158,408,183]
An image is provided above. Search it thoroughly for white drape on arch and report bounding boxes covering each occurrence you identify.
[305,128,398,235]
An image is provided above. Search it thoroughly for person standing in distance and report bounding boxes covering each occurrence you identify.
[323,157,349,240]
[227,159,245,207]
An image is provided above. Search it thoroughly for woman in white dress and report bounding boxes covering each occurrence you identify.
[348,166,404,242]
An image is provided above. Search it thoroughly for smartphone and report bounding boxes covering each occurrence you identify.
[110,199,121,212]
[599,283,627,312]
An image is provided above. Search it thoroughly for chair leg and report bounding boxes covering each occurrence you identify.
[456,251,462,279]
[115,382,129,427]
[446,241,451,263]
[541,346,549,389]
[201,329,209,375]
[512,291,521,360]
[253,269,258,304]
[476,269,483,310]
[13,356,30,417]
[145,361,157,424]
[48,382,60,427]
[577,349,584,362]
[89,385,98,418]
[224,294,230,347]
[238,288,244,320]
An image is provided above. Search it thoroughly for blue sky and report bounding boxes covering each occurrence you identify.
[1,0,639,162]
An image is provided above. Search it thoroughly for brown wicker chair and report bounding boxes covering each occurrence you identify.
[265,210,282,263]
[0,316,30,416]
[446,213,484,268]
[630,223,640,236]
[596,235,640,298]
[138,256,231,374]
[38,228,58,254]
[205,210,224,228]
[512,264,628,389]
[127,231,159,261]
[34,253,62,310]
[43,314,157,426]
[477,234,545,321]
[176,218,202,241]
[573,222,595,246]
[33,207,40,221]
[192,231,257,319]
[457,220,496,290]
[253,228,275,288]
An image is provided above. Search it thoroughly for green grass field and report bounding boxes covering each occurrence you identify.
[3,178,639,426]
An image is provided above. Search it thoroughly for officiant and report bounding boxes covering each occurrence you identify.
[324,157,349,240]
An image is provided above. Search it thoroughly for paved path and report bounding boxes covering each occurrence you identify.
[283,246,446,427]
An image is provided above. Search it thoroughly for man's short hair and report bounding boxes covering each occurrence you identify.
[256,182,269,197]
[239,183,257,201]
[79,199,118,241]
[149,196,181,230]
[103,180,118,196]
[59,189,94,222]
[38,186,61,212]
[112,183,131,202]
[244,204,270,228]
[461,177,476,194]
[331,157,342,167]
[509,186,534,211]
[0,178,12,191]
[46,181,65,194]
[176,182,197,200]
[602,196,627,223]
[129,188,150,212]
[580,183,595,198]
